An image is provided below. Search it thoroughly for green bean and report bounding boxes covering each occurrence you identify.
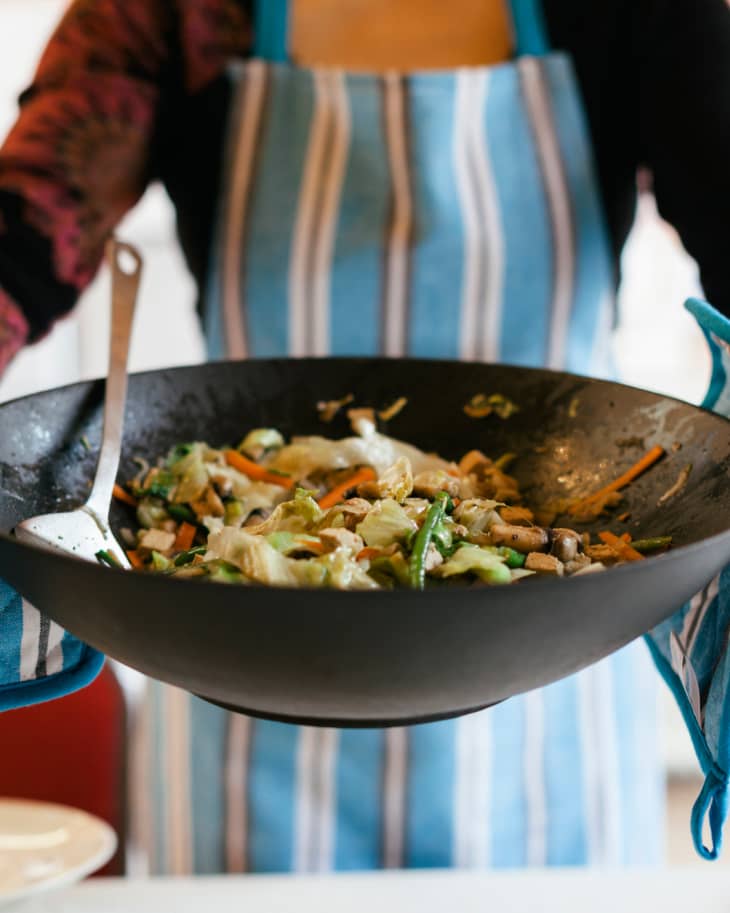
[629,536,673,553]
[408,491,450,590]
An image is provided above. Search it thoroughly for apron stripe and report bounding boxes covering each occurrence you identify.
[329,75,390,355]
[519,57,575,370]
[188,698,228,874]
[290,70,335,356]
[523,690,547,865]
[295,727,339,872]
[224,714,252,872]
[405,720,457,867]
[20,599,41,680]
[34,613,50,679]
[540,56,616,375]
[489,697,527,867]
[294,727,316,871]
[382,727,408,868]
[578,663,622,865]
[129,678,154,876]
[248,721,299,871]
[455,71,482,362]
[310,71,351,356]
[485,65,552,368]
[333,730,383,869]
[381,73,413,357]
[44,620,65,676]
[317,728,339,871]
[469,72,505,362]
[407,73,463,359]
[222,60,269,359]
[543,678,588,865]
[164,686,193,874]
[453,710,491,868]
[682,576,720,656]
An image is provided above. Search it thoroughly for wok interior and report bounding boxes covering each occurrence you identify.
[1,358,729,550]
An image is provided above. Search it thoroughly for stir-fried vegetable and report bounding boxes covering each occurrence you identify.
[568,445,665,517]
[408,491,451,590]
[110,414,672,590]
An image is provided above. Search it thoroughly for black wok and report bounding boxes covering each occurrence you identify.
[0,358,728,726]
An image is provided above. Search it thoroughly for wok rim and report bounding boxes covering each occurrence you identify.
[2,355,729,600]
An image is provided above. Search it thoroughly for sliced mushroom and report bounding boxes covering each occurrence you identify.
[489,523,549,553]
[525,552,564,576]
[550,528,581,563]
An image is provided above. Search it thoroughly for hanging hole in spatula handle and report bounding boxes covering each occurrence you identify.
[84,238,144,522]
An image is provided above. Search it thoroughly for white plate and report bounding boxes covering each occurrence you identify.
[0,799,117,906]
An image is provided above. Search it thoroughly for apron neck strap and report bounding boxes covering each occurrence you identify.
[250,0,551,63]
[508,0,551,56]
[252,0,290,62]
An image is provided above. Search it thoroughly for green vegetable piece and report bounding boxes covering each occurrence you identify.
[167,443,195,466]
[174,546,207,567]
[629,536,673,553]
[224,499,245,526]
[208,561,247,584]
[167,503,197,524]
[143,469,176,499]
[370,552,411,588]
[95,549,122,569]
[497,547,526,568]
[408,491,450,590]
[238,428,284,458]
[436,545,512,585]
[137,497,170,530]
[356,499,418,548]
[151,550,172,571]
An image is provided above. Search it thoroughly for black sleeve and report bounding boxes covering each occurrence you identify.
[542,0,730,316]
[638,0,730,316]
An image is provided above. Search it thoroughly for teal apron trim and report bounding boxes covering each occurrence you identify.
[685,297,728,411]
[508,0,551,56]
[0,646,104,712]
[253,0,551,64]
[644,634,729,860]
[253,0,289,62]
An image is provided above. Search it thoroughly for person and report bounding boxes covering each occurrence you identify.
[0,0,729,874]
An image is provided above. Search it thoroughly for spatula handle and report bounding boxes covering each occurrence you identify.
[85,239,142,523]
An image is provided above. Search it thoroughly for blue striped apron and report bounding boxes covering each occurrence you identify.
[135,0,664,873]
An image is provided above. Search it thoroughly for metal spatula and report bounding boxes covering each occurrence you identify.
[15,239,142,567]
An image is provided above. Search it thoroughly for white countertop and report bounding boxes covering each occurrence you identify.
[12,868,730,913]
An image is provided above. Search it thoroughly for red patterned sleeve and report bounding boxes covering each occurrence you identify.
[0,0,252,369]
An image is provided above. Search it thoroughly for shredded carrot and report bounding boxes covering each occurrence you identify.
[224,449,295,489]
[113,483,138,508]
[568,445,665,515]
[318,467,376,510]
[620,532,632,543]
[357,546,381,562]
[126,549,144,569]
[598,531,645,562]
[174,521,197,551]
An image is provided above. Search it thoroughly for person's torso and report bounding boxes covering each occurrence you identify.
[137,0,661,876]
